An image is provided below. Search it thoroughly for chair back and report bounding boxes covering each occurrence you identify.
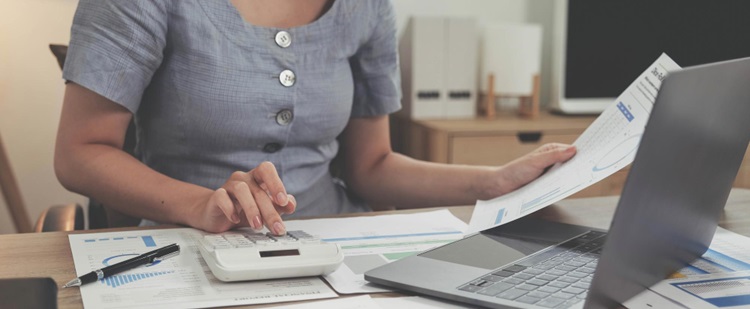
[49,44,67,70]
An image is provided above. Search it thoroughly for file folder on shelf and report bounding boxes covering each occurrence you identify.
[398,16,478,120]
[444,17,479,119]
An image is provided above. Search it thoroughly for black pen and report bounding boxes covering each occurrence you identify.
[63,243,180,288]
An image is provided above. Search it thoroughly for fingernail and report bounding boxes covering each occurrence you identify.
[252,216,262,230]
[273,222,286,235]
[232,214,240,224]
[276,192,288,206]
[288,194,296,205]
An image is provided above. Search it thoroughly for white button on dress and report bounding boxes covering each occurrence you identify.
[275,31,291,48]
[279,69,296,87]
[276,109,293,125]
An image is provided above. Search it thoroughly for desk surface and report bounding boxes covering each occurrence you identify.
[2,188,749,309]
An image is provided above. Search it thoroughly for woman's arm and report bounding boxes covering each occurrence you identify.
[54,83,294,233]
[339,116,576,210]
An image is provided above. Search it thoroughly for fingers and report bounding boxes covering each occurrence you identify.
[212,188,239,224]
[223,162,290,235]
[244,178,286,235]
[223,179,280,232]
[250,162,290,234]
[230,181,263,230]
[532,143,576,167]
[275,194,297,215]
[211,163,290,235]
[253,161,289,207]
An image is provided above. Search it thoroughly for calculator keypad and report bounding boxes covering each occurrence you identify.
[201,230,320,250]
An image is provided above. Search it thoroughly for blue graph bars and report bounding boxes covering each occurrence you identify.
[100,271,174,288]
[494,208,505,225]
[82,235,156,247]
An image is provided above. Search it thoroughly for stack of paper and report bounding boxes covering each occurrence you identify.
[68,210,469,307]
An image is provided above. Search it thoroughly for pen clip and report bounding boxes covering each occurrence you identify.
[152,250,180,264]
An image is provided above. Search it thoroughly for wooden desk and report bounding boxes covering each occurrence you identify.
[2,188,749,308]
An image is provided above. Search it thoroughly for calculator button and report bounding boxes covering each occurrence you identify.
[203,235,232,249]
[233,242,255,248]
[270,234,294,240]
[224,235,254,247]
[288,230,314,238]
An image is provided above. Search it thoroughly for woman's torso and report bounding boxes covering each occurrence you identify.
[139,0,366,197]
[64,0,400,218]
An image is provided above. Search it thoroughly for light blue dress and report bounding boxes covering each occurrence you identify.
[63,0,401,219]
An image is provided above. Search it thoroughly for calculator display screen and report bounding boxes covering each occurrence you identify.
[259,249,300,258]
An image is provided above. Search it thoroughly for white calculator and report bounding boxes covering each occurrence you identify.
[196,230,344,282]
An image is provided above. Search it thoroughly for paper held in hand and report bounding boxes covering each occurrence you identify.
[468,53,682,234]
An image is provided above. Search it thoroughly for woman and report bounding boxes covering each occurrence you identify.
[55,0,576,234]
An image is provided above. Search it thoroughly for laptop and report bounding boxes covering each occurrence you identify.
[365,56,750,309]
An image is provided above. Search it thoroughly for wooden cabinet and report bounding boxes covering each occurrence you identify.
[392,112,750,198]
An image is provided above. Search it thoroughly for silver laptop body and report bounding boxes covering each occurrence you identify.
[365,57,750,309]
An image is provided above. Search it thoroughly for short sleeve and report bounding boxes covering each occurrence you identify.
[349,0,402,118]
[62,0,168,114]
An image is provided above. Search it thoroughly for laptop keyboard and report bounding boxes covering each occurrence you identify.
[457,231,607,308]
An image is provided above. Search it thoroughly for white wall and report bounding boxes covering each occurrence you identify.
[392,0,528,35]
[0,0,554,234]
[526,0,556,106]
[0,0,87,234]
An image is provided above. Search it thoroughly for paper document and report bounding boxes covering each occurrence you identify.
[282,295,474,309]
[649,228,750,308]
[281,295,382,309]
[373,296,477,308]
[654,271,750,309]
[468,53,682,233]
[285,210,468,294]
[624,289,688,309]
[68,229,337,309]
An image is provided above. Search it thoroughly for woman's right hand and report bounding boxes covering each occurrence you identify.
[191,162,296,234]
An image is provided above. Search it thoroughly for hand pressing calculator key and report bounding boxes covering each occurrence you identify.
[197,230,344,282]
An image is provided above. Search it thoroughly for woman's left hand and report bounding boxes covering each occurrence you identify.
[487,143,577,197]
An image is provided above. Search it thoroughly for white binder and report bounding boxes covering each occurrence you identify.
[443,17,478,119]
[399,16,478,120]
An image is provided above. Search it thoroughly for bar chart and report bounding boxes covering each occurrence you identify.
[100,271,175,288]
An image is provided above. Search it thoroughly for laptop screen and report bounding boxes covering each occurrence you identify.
[585,58,750,308]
